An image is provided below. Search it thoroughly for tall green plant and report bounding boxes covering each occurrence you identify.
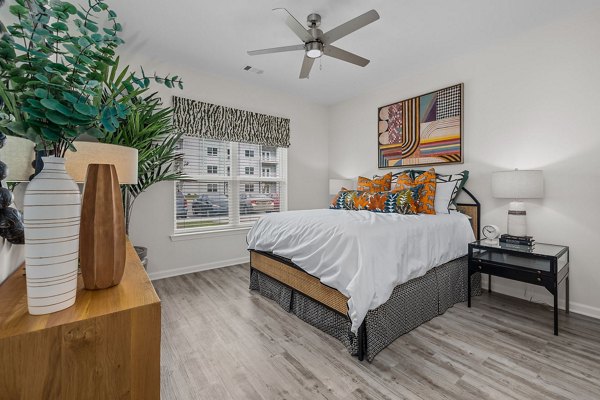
[0,0,182,156]
[100,93,185,234]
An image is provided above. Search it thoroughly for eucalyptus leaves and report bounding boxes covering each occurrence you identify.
[0,0,182,156]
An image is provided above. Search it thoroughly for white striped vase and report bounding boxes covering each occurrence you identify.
[24,156,81,315]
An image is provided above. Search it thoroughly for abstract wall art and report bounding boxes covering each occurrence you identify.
[378,83,463,168]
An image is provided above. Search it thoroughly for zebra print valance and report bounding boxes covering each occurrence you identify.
[172,96,291,148]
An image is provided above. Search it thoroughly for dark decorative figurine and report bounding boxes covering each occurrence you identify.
[0,206,25,245]
[0,160,7,181]
[0,132,6,149]
[0,187,25,245]
[0,187,13,208]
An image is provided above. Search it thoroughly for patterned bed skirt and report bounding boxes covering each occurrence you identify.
[250,256,482,362]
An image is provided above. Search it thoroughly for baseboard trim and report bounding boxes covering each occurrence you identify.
[481,277,600,320]
[148,256,249,281]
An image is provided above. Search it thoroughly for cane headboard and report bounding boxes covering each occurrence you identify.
[455,187,480,240]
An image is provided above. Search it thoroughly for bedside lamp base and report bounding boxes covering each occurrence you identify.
[507,201,527,237]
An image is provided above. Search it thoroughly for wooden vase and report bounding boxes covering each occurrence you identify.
[80,164,126,290]
[23,156,81,315]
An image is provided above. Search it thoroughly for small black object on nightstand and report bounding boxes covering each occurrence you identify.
[468,240,569,335]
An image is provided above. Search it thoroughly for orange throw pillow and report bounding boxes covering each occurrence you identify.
[357,172,392,193]
[393,168,437,214]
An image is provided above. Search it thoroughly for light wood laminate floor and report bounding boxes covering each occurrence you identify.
[154,264,600,400]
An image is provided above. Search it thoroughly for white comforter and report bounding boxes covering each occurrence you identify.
[247,209,475,333]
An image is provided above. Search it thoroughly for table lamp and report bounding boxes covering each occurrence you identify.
[491,169,543,237]
[0,136,36,183]
[65,142,138,290]
[0,136,35,284]
[329,178,354,195]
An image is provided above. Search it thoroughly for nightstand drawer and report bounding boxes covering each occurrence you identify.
[472,248,551,271]
[470,260,553,285]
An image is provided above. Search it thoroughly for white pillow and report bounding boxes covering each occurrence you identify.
[435,181,460,214]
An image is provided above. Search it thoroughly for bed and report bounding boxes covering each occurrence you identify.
[247,187,482,362]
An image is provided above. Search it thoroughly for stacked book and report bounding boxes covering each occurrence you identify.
[500,234,535,247]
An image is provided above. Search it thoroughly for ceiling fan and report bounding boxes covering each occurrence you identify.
[247,8,380,79]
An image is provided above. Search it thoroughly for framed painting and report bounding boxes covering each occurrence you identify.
[378,83,463,168]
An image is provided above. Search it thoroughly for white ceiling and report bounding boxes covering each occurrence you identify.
[10,1,600,105]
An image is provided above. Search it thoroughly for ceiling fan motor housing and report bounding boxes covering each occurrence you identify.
[307,13,321,28]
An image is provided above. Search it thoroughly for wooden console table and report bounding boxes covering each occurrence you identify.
[0,242,161,400]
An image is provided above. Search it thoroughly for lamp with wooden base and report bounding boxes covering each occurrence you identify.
[65,142,138,290]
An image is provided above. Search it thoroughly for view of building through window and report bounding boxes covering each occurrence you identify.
[175,138,286,230]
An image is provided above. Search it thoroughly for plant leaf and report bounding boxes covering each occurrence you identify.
[45,110,69,125]
[34,73,49,83]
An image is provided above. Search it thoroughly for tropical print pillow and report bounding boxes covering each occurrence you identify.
[329,188,351,209]
[345,191,391,212]
[331,189,419,214]
[357,172,392,193]
[393,188,419,215]
[393,168,437,214]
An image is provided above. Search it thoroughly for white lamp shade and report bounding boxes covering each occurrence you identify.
[492,170,544,199]
[329,178,354,195]
[64,142,138,184]
[0,136,36,182]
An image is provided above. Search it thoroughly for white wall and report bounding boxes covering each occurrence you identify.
[328,10,600,318]
[121,56,330,279]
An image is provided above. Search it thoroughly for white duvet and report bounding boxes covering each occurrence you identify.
[247,209,475,333]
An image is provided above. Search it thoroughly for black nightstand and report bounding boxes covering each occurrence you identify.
[468,240,569,335]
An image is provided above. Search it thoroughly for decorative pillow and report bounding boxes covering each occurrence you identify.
[344,191,384,211]
[393,168,436,214]
[344,191,367,210]
[394,171,413,189]
[357,172,392,193]
[411,169,469,206]
[331,189,418,214]
[329,189,351,209]
[437,171,469,207]
[433,181,458,214]
[393,188,419,215]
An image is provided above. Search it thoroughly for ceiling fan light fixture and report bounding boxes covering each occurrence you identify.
[305,42,323,59]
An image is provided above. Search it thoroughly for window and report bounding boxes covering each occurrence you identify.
[175,138,287,232]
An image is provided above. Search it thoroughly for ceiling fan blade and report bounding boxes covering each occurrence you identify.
[299,55,315,79]
[273,8,313,43]
[323,45,370,67]
[322,9,380,45]
[248,44,305,56]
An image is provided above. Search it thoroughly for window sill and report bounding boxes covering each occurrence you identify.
[170,225,252,242]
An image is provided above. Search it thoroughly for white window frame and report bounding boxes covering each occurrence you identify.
[207,183,218,193]
[173,142,287,235]
[206,165,218,174]
[244,166,255,175]
[245,149,255,157]
[207,147,218,156]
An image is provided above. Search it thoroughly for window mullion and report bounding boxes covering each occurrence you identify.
[231,142,240,225]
